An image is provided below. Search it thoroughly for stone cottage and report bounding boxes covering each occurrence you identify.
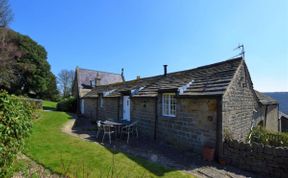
[72,67,124,115]
[82,57,279,158]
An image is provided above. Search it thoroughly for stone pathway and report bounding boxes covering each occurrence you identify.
[62,117,263,178]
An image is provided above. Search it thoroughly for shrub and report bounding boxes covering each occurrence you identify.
[56,97,76,113]
[249,127,288,147]
[22,98,43,110]
[0,91,33,177]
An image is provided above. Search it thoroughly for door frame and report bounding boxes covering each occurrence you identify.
[123,96,131,121]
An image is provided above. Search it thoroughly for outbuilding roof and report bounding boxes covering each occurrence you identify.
[255,90,278,105]
[84,57,243,98]
[279,111,288,120]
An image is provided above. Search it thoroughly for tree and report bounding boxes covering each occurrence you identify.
[0,28,18,90]
[0,28,59,100]
[57,69,74,97]
[0,0,13,27]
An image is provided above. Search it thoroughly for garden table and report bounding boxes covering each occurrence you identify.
[101,120,129,137]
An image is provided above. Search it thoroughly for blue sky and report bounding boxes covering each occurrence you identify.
[10,0,288,92]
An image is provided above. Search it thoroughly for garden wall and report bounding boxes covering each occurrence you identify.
[223,140,288,178]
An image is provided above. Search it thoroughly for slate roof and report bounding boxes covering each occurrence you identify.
[84,57,243,98]
[75,67,123,97]
[279,111,288,120]
[255,91,278,105]
[76,68,123,88]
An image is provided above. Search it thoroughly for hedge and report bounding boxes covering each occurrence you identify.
[56,97,76,113]
[0,91,34,177]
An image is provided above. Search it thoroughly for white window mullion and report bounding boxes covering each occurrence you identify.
[162,93,176,117]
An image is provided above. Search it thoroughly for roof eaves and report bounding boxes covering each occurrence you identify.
[78,68,122,76]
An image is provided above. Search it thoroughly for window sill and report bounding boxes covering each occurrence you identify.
[161,114,176,118]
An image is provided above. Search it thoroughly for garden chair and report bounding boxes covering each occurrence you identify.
[96,120,103,139]
[102,124,115,144]
[121,120,139,144]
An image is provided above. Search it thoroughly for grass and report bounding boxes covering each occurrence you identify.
[24,111,193,178]
[42,100,57,110]
[8,156,43,178]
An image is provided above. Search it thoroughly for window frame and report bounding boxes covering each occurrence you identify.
[162,93,176,117]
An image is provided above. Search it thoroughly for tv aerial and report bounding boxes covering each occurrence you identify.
[234,44,245,59]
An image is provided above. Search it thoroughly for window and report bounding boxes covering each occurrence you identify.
[100,95,104,108]
[162,93,176,117]
[90,80,96,87]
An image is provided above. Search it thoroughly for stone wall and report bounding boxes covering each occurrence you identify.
[131,97,156,138]
[254,104,279,132]
[223,140,288,178]
[157,97,217,152]
[130,96,218,152]
[104,98,120,121]
[222,61,257,141]
[83,98,97,121]
[98,97,120,121]
[265,104,278,132]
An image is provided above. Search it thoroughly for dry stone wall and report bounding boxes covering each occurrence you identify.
[223,140,288,178]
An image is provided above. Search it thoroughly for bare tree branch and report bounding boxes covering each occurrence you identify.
[0,0,13,27]
[57,69,75,97]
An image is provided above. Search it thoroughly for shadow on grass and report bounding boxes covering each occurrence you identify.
[42,106,57,111]
[69,116,260,178]
[68,117,176,176]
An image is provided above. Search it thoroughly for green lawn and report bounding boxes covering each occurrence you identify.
[24,111,192,178]
[42,100,57,110]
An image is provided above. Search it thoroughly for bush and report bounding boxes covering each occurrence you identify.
[0,91,33,177]
[249,127,288,147]
[22,98,43,110]
[56,97,76,113]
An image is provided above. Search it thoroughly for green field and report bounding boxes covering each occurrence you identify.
[42,100,57,110]
[23,111,192,178]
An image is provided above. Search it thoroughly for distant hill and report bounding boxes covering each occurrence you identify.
[264,92,288,114]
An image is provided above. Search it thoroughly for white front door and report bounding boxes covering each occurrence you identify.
[123,96,130,121]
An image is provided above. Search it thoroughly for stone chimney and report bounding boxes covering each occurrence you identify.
[95,72,101,86]
[136,76,141,80]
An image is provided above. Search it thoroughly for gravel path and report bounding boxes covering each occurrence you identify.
[62,117,263,178]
